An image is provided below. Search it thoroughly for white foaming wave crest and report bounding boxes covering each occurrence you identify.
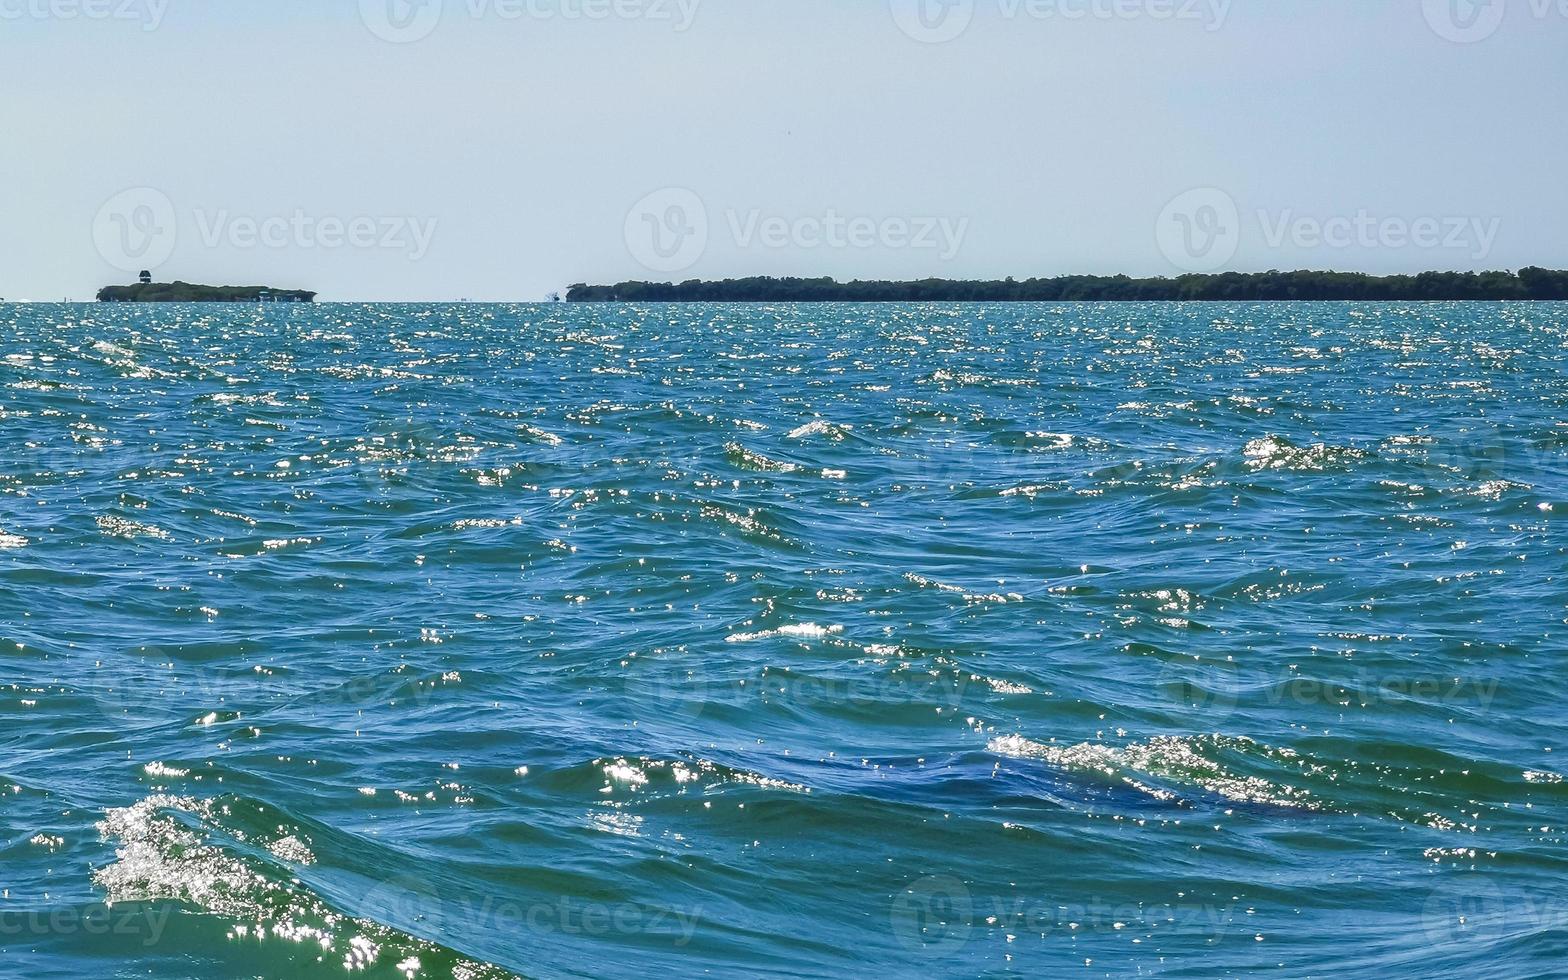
[596,756,809,796]
[1243,436,1368,472]
[94,795,517,979]
[904,573,1025,604]
[95,796,272,918]
[726,443,801,473]
[95,515,174,541]
[725,623,843,644]
[785,419,851,441]
[698,505,787,542]
[518,424,564,447]
[1025,431,1076,449]
[989,734,1319,809]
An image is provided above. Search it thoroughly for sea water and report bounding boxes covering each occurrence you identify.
[1,301,1565,977]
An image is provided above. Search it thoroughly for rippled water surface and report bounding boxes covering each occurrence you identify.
[2,302,1567,978]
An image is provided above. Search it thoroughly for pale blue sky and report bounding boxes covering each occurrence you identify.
[2,1,1564,300]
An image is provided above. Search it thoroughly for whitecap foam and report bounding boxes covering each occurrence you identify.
[985,678,1034,695]
[1243,436,1366,473]
[989,734,1318,809]
[94,795,517,978]
[593,757,809,795]
[726,623,843,643]
[267,835,317,865]
[785,420,850,441]
[904,573,1023,603]
[726,443,800,474]
[96,515,173,541]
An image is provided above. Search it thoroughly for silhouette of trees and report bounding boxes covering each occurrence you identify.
[97,282,316,303]
[567,270,1568,304]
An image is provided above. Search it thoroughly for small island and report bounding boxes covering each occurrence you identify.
[567,268,1568,303]
[97,275,316,304]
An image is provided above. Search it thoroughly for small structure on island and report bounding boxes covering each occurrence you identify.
[139,270,152,285]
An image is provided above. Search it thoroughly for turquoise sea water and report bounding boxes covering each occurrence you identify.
[1,301,1566,978]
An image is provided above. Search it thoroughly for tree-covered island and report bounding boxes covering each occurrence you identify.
[567,268,1568,303]
[97,281,317,303]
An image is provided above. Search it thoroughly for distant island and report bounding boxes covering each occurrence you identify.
[97,281,316,303]
[568,268,1568,303]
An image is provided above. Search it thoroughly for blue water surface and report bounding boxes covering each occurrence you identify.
[1,302,1566,978]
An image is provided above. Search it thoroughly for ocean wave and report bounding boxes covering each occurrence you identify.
[1243,436,1369,472]
[726,623,844,644]
[95,795,518,979]
[989,734,1320,810]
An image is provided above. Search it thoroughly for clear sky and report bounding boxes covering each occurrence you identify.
[2,0,1565,301]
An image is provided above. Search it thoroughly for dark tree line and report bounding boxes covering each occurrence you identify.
[568,268,1568,303]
